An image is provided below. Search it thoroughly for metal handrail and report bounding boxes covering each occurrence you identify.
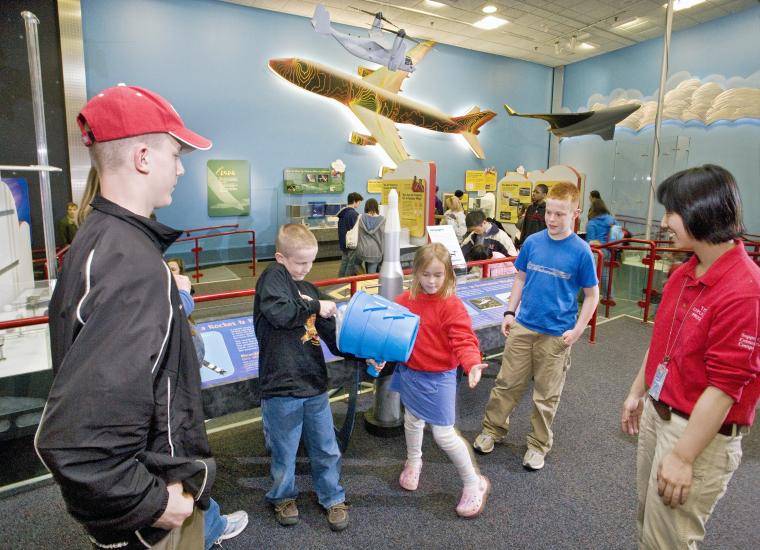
[184,224,239,236]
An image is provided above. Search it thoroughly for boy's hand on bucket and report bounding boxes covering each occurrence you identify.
[319,300,337,318]
[366,359,385,373]
[467,363,489,388]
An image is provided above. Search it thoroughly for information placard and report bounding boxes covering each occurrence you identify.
[283,168,345,194]
[381,178,427,238]
[207,160,250,216]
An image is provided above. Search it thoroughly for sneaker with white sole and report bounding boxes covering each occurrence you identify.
[522,448,545,471]
[472,432,504,455]
[216,510,249,543]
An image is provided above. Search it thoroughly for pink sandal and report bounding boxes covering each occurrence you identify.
[456,475,491,518]
[399,461,422,491]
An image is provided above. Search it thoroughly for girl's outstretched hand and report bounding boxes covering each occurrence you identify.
[467,363,489,389]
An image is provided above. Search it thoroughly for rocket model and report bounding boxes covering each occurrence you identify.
[364,188,405,435]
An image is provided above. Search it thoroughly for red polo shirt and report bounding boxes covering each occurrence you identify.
[645,241,760,426]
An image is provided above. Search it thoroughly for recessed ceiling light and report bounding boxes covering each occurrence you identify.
[578,42,598,50]
[424,0,446,7]
[664,0,708,10]
[613,17,647,31]
[482,5,497,13]
[473,15,508,30]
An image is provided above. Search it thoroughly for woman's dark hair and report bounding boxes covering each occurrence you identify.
[656,164,743,244]
[364,198,380,214]
[588,198,610,219]
[589,190,601,200]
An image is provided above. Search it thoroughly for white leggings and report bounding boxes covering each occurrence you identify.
[404,409,480,487]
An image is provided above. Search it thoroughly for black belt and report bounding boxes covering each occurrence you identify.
[649,396,747,437]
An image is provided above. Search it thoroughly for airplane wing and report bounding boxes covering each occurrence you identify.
[363,41,435,93]
[350,104,409,165]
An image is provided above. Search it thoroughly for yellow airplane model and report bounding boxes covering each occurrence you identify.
[268,41,496,164]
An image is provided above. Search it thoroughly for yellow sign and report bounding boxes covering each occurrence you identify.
[367,179,383,193]
[465,170,485,192]
[484,170,497,192]
[381,178,427,238]
[497,181,531,224]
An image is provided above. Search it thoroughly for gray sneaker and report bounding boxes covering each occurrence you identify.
[522,448,545,471]
[216,510,248,542]
[473,432,504,454]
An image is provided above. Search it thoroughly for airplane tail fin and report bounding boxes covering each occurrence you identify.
[504,104,517,116]
[452,107,497,135]
[311,4,331,34]
[460,132,487,160]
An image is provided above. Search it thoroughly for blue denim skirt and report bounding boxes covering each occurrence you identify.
[390,364,457,426]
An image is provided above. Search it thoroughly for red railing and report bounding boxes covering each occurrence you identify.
[173,230,256,282]
[32,245,70,279]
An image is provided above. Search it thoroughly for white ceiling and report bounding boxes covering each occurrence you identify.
[222,0,757,66]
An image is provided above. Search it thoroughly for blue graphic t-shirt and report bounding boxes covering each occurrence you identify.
[514,230,598,336]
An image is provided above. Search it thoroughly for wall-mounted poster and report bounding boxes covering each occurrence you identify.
[381,178,426,238]
[207,160,251,216]
[497,181,531,224]
[284,168,345,194]
[367,178,383,193]
[465,170,485,192]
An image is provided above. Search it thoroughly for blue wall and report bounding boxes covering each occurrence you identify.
[81,0,553,257]
[561,6,760,234]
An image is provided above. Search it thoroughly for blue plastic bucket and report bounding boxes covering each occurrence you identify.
[337,291,419,368]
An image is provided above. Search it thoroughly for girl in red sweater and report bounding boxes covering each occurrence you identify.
[388,243,491,518]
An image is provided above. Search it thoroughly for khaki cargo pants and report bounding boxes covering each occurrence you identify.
[481,321,571,454]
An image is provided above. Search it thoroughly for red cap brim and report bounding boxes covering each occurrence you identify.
[169,127,212,151]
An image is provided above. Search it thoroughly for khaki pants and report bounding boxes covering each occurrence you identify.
[150,507,204,550]
[481,321,571,454]
[637,398,743,549]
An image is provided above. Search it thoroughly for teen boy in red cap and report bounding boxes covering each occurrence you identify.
[35,84,244,549]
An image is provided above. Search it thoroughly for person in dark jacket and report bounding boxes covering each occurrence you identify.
[336,192,363,277]
[56,201,79,246]
[518,183,547,245]
[356,198,385,274]
[35,84,218,550]
[254,224,353,531]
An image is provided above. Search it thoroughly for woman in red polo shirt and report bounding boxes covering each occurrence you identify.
[620,164,760,549]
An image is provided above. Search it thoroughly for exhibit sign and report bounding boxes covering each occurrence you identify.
[427,224,466,269]
[497,181,531,224]
[381,178,426,238]
[465,169,497,193]
[207,160,251,216]
[284,167,345,194]
[367,178,383,193]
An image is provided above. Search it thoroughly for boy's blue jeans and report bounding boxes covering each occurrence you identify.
[203,498,226,549]
[262,392,345,509]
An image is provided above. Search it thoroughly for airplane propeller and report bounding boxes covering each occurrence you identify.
[348,6,399,29]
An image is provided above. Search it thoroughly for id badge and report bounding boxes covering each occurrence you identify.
[648,362,668,401]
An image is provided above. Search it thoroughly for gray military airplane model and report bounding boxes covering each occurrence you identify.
[504,103,641,140]
[312,4,414,73]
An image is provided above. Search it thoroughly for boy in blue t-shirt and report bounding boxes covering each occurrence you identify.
[473,182,599,471]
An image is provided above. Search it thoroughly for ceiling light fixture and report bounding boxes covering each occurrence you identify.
[665,0,708,10]
[473,15,508,30]
[578,42,598,50]
[612,16,647,31]
[424,0,446,7]
[554,41,561,55]
[482,5,497,13]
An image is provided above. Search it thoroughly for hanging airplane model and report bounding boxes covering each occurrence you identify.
[504,103,641,140]
[311,4,415,73]
[268,41,496,164]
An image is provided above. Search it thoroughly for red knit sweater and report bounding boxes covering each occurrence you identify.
[395,290,483,374]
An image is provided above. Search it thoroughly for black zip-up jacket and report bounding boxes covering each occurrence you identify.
[254,262,344,397]
[35,196,215,549]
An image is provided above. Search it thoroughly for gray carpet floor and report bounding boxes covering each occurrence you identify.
[1,316,757,549]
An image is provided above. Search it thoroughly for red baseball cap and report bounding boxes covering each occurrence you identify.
[77,84,212,151]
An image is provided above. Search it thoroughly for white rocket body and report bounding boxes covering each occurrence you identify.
[380,189,403,301]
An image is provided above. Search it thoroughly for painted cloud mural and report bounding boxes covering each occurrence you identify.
[568,70,760,132]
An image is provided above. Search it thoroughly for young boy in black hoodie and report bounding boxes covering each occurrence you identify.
[254,224,349,531]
